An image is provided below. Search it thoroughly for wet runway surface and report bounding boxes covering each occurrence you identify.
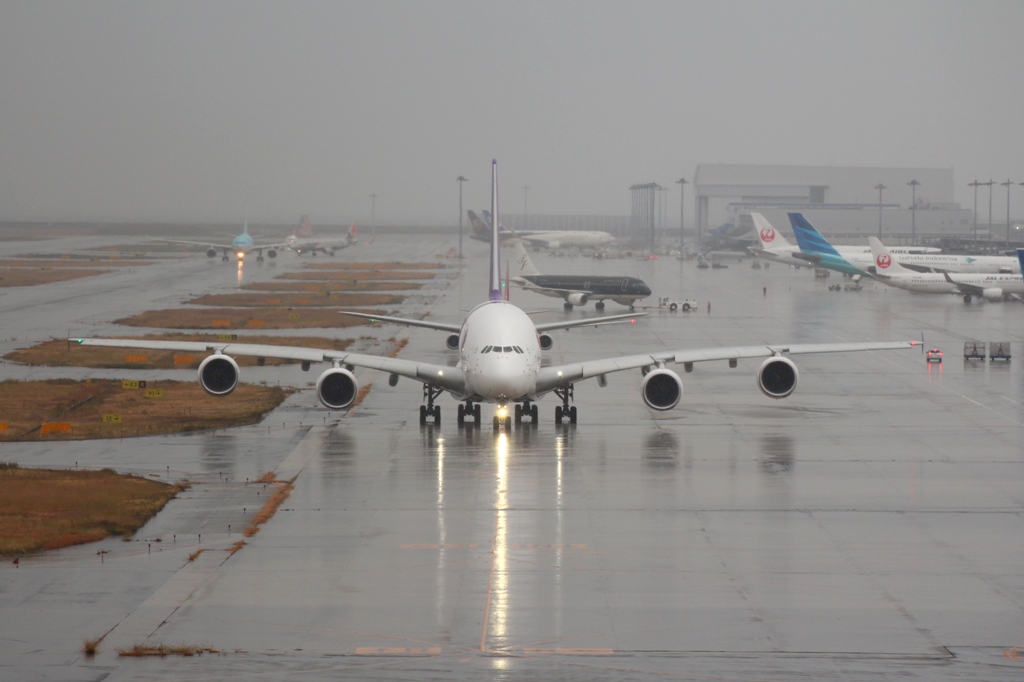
[1,234,1022,680]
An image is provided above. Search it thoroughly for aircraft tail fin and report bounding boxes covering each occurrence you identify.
[513,239,542,277]
[1017,248,1024,276]
[347,224,357,243]
[299,214,314,238]
[468,210,489,239]
[488,160,502,301]
[788,213,840,256]
[868,237,912,275]
[751,213,792,249]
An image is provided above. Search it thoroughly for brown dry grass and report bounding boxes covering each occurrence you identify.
[6,334,352,369]
[240,280,422,292]
[388,339,409,358]
[279,270,437,281]
[243,482,294,537]
[302,261,443,270]
[351,383,373,407]
[0,379,290,441]
[117,643,219,657]
[0,267,113,287]
[82,637,102,656]
[256,471,277,483]
[114,307,389,330]
[186,549,206,563]
[187,292,404,308]
[0,258,153,268]
[0,466,182,556]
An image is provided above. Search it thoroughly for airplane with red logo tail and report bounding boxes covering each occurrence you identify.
[869,237,1024,302]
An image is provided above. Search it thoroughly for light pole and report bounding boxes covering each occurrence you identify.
[874,183,887,238]
[968,180,980,239]
[1001,179,1013,246]
[456,176,467,259]
[982,179,995,238]
[370,193,378,237]
[676,177,687,250]
[907,179,919,243]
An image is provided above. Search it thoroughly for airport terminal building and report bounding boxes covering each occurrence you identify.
[692,164,974,246]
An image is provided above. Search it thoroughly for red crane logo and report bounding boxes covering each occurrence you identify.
[876,254,892,269]
[760,227,775,243]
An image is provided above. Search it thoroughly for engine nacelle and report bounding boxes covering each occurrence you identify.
[539,334,553,351]
[566,292,589,306]
[198,354,239,396]
[757,356,799,399]
[641,368,682,410]
[446,334,460,350]
[982,287,1004,302]
[206,248,217,258]
[316,368,358,409]
[267,249,277,259]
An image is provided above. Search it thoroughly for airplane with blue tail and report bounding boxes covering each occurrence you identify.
[788,213,872,276]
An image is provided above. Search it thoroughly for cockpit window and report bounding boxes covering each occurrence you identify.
[513,346,523,354]
[503,346,513,353]
[481,346,492,353]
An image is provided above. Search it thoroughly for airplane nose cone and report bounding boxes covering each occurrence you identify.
[471,359,532,399]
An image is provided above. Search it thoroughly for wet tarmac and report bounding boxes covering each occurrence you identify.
[1,233,1022,680]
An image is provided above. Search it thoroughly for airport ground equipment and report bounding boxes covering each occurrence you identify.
[989,341,1011,362]
[964,342,986,361]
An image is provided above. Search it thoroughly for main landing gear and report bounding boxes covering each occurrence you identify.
[419,385,443,425]
[457,401,482,425]
[514,401,539,424]
[553,385,577,424]
[595,301,605,311]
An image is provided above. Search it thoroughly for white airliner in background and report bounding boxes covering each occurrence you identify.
[286,215,366,256]
[469,210,618,250]
[869,237,1024,302]
[79,162,914,429]
[749,213,943,268]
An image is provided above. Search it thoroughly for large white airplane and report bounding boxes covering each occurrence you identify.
[149,221,291,262]
[869,237,1024,302]
[749,213,945,269]
[78,162,914,428]
[285,215,366,256]
[469,210,618,250]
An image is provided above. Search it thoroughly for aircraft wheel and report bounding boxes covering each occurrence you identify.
[505,416,512,429]
[457,404,465,425]
[493,416,500,430]
[555,405,563,423]
[569,406,578,424]
[514,404,522,424]
[473,404,481,422]
[563,302,573,311]
[433,406,441,423]
[963,295,972,303]
[221,256,229,262]
[419,405,428,425]
[595,301,605,311]
[257,256,264,262]
[530,404,538,421]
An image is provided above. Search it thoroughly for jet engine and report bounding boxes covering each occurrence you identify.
[316,368,358,409]
[566,292,589,306]
[539,334,553,351]
[446,334,460,350]
[206,248,217,258]
[757,356,798,399]
[983,288,1004,302]
[198,354,239,396]
[267,249,277,259]
[641,368,683,410]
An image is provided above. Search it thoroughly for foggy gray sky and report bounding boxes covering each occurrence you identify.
[1,1,1022,226]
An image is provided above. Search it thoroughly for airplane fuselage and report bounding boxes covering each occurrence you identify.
[879,272,1024,295]
[516,274,652,305]
[459,301,541,402]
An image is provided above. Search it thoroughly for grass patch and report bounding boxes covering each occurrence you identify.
[0,466,183,556]
[244,482,294,537]
[0,267,113,287]
[6,334,352,369]
[186,292,404,308]
[240,280,422,292]
[115,307,386,330]
[0,258,153,268]
[117,643,219,657]
[0,379,290,441]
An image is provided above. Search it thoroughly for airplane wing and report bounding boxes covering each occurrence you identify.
[75,338,465,393]
[147,236,236,249]
[338,311,463,333]
[534,341,914,394]
[534,311,643,332]
[942,272,983,297]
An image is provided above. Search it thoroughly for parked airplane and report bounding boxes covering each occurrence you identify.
[750,213,944,268]
[788,214,873,276]
[510,239,651,310]
[869,237,1024,302]
[469,209,617,249]
[286,215,363,256]
[79,161,914,428]
[149,221,290,262]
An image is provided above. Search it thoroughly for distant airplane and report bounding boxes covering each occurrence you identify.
[149,220,289,262]
[286,215,365,256]
[511,239,651,310]
[869,237,1024,302]
[788,214,872,276]
[468,210,618,249]
[79,160,914,428]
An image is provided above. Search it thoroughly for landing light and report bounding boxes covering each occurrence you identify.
[237,252,245,258]
[498,407,508,418]
[438,370,444,377]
